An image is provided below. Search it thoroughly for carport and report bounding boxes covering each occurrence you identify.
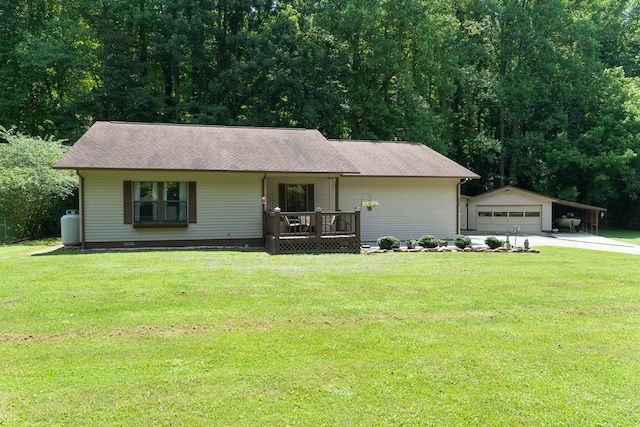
[551,199,607,234]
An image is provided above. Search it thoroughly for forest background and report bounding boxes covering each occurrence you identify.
[2,0,640,227]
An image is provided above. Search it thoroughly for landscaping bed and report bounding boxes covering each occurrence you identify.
[362,246,540,254]
[367,234,539,253]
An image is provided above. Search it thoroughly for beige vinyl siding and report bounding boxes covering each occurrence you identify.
[80,170,263,243]
[459,197,469,230]
[339,177,460,241]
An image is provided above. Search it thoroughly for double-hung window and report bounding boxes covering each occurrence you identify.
[134,182,159,222]
[163,182,188,222]
[124,181,196,227]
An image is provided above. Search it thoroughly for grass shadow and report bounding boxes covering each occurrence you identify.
[31,245,268,256]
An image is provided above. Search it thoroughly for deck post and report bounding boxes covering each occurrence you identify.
[273,209,281,240]
[355,208,361,244]
[314,208,322,252]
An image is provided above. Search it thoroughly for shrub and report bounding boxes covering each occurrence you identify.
[0,127,78,239]
[454,235,472,249]
[377,236,401,250]
[417,235,438,248]
[484,236,504,249]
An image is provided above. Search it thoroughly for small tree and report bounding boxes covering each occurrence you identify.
[0,126,78,239]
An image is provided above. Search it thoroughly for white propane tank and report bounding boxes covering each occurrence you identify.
[61,209,80,246]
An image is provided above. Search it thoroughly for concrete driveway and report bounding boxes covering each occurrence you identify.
[466,232,640,255]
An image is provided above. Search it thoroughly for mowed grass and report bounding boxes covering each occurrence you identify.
[1,242,639,426]
[600,228,640,246]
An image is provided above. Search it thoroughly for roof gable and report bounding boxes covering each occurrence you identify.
[470,185,607,211]
[470,185,554,203]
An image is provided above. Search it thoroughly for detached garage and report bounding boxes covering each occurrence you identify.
[464,185,606,234]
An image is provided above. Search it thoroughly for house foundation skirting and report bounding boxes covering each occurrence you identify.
[82,238,265,250]
[266,235,360,254]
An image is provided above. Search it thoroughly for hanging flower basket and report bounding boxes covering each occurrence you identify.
[362,200,379,211]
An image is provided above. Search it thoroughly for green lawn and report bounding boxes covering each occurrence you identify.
[599,228,640,245]
[1,242,639,426]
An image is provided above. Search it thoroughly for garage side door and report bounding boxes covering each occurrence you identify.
[476,205,541,232]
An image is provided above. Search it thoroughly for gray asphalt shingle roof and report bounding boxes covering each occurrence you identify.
[55,121,479,179]
[55,122,358,173]
[327,139,479,178]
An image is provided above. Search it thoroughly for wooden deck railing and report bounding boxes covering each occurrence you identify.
[265,209,361,254]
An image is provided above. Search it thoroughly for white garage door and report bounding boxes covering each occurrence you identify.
[476,205,541,233]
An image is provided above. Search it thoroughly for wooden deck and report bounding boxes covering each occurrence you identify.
[265,210,361,254]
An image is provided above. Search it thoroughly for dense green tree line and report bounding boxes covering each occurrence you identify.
[2,0,640,226]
